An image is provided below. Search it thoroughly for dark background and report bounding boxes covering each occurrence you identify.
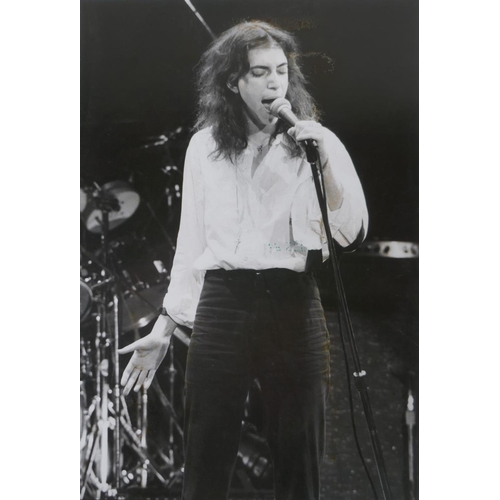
[81,0,418,243]
[80,1,418,498]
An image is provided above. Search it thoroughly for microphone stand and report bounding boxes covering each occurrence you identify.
[304,141,393,500]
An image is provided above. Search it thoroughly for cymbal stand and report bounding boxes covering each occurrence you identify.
[152,339,185,490]
[108,393,169,487]
[141,387,149,486]
[80,305,115,499]
[81,190,122,498]
[115,349,185,490]
[80,187,188,493]
[99,190,123,495]
[80,270,184,494]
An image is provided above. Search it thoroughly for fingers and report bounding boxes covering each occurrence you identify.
[287,122,323,143]
[133,370,148,393]
[122,369,155,396]
[120,358,135,387]
[144,370,155,390]
[123,368,141,396]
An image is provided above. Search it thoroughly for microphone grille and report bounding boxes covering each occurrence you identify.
[269,98,292,117]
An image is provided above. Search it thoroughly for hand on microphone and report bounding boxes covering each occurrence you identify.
[287,120,329,166]
[269,98,329,166]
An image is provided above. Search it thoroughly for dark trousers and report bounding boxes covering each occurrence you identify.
[182,268,331,500]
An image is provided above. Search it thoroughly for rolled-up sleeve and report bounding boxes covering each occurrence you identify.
[162,133,206,328]
[322,130,368,248]
[291,129,368,253]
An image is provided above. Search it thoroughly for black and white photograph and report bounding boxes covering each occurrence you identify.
[9,1,500,499]
[79,1,418,499]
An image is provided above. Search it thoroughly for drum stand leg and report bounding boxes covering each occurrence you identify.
[81,201,129,498]
[153,340,185,489]
[117,339,185,491]
[140,386,148,487]
[113,404,169,486]
[80,308,119,499]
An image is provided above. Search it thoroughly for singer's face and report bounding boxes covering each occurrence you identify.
[236,46,289,129]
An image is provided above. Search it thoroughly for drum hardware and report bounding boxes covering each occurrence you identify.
[389,367,417,500]
[146,358,185,490]
[141,134,169,149]
[81,187,89,213]
[80,194,124,499]
[80,145,187,495]
[356,240,419,259]
[81,181,140,234]
[116,283,169,333]
[80,183,186,497]
[237,423,272,480]
[162,341,185,489]
[80,339,94,380]
[80,281,94,323]
[140,127,186,150]
[111,393,170,487]
[105,233,174,333]
[81,245,167,333]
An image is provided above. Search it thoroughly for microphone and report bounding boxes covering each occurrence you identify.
[269,98,299,127]
[269,98,319,154]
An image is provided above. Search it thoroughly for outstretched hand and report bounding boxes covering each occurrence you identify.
[118,315,177,395]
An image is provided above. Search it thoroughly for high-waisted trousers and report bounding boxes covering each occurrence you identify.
[181,268,331,500]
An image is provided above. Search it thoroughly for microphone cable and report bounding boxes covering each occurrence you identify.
[312,146,392,500]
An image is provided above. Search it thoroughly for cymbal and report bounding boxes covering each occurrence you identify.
[81,181,140,234]
[108,284,169,333]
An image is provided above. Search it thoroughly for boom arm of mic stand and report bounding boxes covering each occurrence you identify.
[306,145,393,500]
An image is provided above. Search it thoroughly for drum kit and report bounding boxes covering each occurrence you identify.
[79,129,274,498]
[79,139,189,499]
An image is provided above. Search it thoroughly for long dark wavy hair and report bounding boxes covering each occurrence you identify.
[194,20,319,162]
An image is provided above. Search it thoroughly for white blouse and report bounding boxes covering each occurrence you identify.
[163,127,368,328]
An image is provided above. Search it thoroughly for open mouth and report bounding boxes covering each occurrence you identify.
[261,98,276,111]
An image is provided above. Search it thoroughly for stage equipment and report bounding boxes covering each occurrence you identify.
[80,280,94,323]
[104,235,173,333]
[80,166,188,497]
[79,184,126,498]
[271,98,393,500]
[81,181,140,234]
[356,240,419,259]
[182,0,216,40]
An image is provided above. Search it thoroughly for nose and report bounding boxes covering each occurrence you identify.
[267,70,280,89]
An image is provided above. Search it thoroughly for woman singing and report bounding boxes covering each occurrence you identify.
[119,20,368,500]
